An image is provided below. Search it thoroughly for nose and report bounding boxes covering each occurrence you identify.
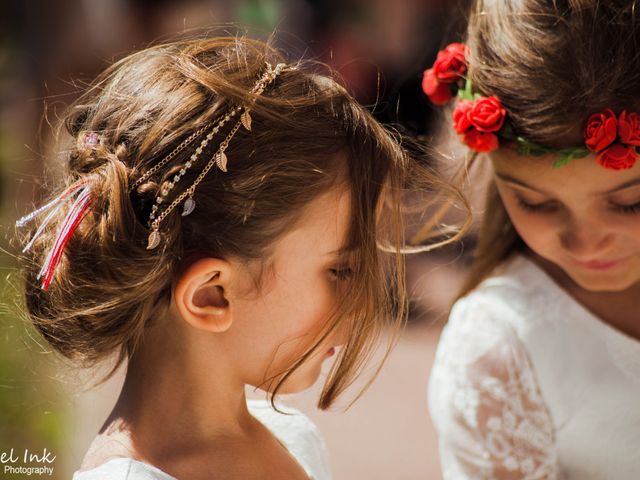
[559,218,615,260]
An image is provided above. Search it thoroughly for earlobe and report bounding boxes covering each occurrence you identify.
[173,258,234,333]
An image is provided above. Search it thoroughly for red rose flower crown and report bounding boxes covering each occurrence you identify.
[422,43,640,170]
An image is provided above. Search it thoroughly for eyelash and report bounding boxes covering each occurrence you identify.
[610,202,640,215]
[329,267,354,281]
[516,197,640,215]
[516,198,557,213]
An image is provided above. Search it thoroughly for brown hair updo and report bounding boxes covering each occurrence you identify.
[459,0,640,297]
[16,35,461,408]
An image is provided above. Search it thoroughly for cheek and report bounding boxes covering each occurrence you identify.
[291,277,336,346]
[500,195,558,252]
[267,272,335,351]
[257,275,336,391]
[610,217,640,248]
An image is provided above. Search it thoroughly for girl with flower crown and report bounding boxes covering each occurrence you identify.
[13,36,465,480]
[422,1,640,479]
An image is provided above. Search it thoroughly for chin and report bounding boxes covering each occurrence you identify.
[276,365,323,394]
[565,269,639,293]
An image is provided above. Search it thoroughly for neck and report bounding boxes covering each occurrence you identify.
[529,251,640,340]
[104,314,256,461]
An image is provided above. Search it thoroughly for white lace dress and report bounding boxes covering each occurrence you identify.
[428,254,640,479]
[72,399,331,480]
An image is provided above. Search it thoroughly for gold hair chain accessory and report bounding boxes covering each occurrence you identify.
[140,63,288,250]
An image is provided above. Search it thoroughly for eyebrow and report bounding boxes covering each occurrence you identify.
[326,246,356,257]
[601,178,640,194]
[495,172,640,196]
[494,173,548,194]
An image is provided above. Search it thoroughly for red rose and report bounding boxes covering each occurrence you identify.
[618,111,640,147]
[468,96,506,133]
[422,43,467,105]
[596,143,638,170]
[422,68,452,105]
[452,100,474,134]
[454,96,505,152]
[433,43,467,83]
[463,129,500,153]
[585,108,617,152]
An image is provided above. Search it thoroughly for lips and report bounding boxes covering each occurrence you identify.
[326,347,336,357]
[576,258,624,271]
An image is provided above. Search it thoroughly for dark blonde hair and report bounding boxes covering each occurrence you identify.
[16,35,462,409]
[459,0,640,297]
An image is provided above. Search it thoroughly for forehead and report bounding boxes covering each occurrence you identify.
[491,150,640,196]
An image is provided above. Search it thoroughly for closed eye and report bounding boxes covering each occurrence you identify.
[610,201,640,214]
[328,267,354,281]
[516,197,558,213]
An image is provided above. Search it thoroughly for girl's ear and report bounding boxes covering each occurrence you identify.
[173,258,234,332]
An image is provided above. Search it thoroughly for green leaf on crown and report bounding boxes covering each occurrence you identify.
[457,78,475,102]
[500,124,516,140]
[516,137,549,156]
[552,147,590,168]
[553,154,573,168]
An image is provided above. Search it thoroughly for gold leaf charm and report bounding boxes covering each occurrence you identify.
[182,197,196,216]
[241,110,252,131]
[146,230,161,250]
[216,152,228,172]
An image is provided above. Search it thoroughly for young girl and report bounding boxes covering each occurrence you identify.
[423,1,640,479]
[14,36,456,480]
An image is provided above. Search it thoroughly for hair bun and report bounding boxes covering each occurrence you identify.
[70,134,129,175]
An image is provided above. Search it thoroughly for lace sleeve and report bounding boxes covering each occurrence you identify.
[428,297,559,480]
